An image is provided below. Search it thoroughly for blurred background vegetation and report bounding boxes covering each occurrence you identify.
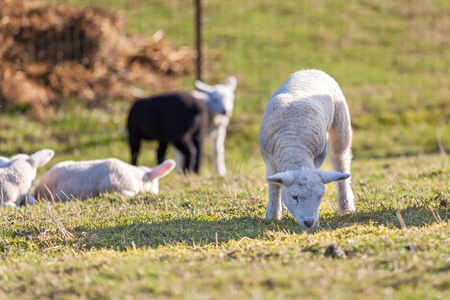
[0,0,448,175]
[0,2,448,297]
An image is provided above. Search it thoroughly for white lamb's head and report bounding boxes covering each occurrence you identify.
[0,154,29,166]
[194,76,237,117]
[139,159,176,194]
[266,169,350,229]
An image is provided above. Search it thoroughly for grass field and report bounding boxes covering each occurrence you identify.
[1,0,449,299]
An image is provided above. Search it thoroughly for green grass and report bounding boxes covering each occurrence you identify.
[0,154,449,299]
[44,0,450,160]
[1,0,449,298]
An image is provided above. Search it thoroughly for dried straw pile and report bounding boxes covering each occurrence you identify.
[0,0,196,117]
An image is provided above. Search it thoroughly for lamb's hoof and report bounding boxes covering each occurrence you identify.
[216,169,227,177]
[338,195,355,214]
[265,213,283,221]
[339,206,355,215]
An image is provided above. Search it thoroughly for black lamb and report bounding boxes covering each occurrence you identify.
[127,92,208,174]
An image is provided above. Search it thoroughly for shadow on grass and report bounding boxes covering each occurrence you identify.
[70,206,447,251]
[320,206,446,230]
[6,200,446,253]
[73,216,298,250]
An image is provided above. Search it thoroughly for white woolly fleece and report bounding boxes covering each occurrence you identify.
[0,149,54,208]
[259,70,355,228]
[35,158,175,201]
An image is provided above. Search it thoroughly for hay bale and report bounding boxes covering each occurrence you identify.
[0,0,197,117]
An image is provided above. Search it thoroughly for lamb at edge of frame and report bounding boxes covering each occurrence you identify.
[34,158,176,201]
[0,149,54,208]
[259,69,355,229]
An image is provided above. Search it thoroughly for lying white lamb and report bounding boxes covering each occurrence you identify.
[0,149,54,208]
[176,76,237,176]
[259,69,355,228]
[35,158,176,201]
[0,153,29,164]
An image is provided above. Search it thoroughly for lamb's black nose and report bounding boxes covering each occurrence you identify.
[303,219,315,228]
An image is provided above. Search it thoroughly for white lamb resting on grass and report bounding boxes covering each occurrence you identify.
[0,153,30,164]
[34,158,176,201]
[259,70,355,229]
[176,76,238,176]
[0,149,55,208]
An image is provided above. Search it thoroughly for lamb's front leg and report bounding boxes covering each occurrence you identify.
[212,126,227,176]
[314,141,327,169]
[263,161,283,220]
[265,183,283,220]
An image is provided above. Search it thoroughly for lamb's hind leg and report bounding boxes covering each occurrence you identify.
[328,101,355,214]
[157,141,168,164]
[128,129,141,166]
[173,139,197,174]
[192,131,203,174]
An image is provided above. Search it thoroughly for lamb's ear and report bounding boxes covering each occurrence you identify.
[317,170,350,184]
[266,171,294,186]
[226,76,237,91]
[194,80,214,93]
[28,149,54,168]
[144,160,176,181]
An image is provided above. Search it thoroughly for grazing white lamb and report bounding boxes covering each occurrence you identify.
[34,158,176,201]
[176,76,237,176]
[259,70,355,228]
[0,149,55,208]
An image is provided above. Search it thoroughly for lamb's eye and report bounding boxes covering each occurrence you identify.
[292,195,299,202]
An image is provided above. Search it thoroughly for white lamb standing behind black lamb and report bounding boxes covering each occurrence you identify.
[177,76,237,176]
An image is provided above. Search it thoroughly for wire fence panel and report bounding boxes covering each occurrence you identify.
[1,0,448,116]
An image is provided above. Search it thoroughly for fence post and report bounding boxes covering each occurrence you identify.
[195,0,202,81]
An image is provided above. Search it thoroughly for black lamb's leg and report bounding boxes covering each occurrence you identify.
[157,141,168,164]
[128,130,141,166]
[173,140,196,174]
[192,131,203,174]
